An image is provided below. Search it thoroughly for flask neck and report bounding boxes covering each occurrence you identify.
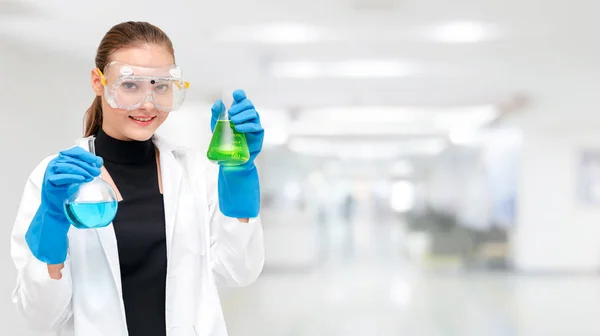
[76,136,97,155]
[218,109,229,121]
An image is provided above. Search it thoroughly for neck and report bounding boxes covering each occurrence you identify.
[94,128,155,164]
[101,125,131,141]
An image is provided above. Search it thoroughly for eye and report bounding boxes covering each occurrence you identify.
[121,82,138,90]
[155,84,170,93]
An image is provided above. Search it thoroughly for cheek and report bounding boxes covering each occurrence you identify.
[104,107,130,122]
[154,112,169,127]
[101,103,116,121]
[102,104,133,128]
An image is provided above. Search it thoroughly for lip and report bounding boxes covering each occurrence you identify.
[129,115,157,126]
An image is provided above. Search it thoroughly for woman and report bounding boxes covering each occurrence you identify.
[10,21,265,336]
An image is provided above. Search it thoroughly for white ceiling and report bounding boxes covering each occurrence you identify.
[1,0,598,163]
[3,0,599,107]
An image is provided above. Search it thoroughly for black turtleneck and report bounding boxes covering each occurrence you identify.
[94,128,167,336]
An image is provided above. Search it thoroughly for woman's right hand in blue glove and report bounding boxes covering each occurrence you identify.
[26,146,103,266]
[42,147,104,210]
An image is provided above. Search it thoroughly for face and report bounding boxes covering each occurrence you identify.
[91,44,175,141]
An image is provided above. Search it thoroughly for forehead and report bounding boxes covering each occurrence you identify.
[108,44,174,69]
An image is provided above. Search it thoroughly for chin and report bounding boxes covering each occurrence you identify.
[126,129,156,142]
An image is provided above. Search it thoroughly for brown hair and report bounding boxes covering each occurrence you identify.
[84,21,175,137]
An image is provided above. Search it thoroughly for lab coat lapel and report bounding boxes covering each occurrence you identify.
[96,225,123,296]
[154,136,182,260]
[96,168,125,320]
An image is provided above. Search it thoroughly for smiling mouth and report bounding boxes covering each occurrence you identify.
[129,116,156,122]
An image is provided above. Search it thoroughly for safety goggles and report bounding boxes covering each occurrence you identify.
[97,61,190,113]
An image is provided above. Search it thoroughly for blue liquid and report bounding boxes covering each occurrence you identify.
[64,201,118,229]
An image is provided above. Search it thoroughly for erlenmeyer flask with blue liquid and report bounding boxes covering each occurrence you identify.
[63,136,118,229]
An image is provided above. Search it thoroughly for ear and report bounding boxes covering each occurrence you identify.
[91,68,104,96]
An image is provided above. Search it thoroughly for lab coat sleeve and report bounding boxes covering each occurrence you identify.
[10,157,73,331]
[203,159,265,287]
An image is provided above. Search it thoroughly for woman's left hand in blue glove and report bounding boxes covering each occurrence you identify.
[210,89,264,219]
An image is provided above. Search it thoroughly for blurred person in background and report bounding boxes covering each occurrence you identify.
[10,21,265,336]
[341,193,356,258]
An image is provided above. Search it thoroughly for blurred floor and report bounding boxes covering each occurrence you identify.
[221,217,600,336]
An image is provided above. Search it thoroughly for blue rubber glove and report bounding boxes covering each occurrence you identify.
[210,89,264,218]
[25,146,103,264]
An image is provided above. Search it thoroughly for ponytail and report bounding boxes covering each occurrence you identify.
[84,95,102,137]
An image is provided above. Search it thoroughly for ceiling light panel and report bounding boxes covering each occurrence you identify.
[269,60,415,79]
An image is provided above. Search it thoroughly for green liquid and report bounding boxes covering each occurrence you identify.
[207,120,250,166]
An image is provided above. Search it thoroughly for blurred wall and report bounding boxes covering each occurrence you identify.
[513,126,600,272]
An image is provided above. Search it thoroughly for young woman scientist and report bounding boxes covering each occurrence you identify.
[10,21,265,336]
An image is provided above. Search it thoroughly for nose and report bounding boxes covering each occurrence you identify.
[138,93,156,111]
[140,100,155,111]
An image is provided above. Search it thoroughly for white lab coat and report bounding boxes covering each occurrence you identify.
[10,135,265,336]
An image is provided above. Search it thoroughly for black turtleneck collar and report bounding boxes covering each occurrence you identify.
[94,128,155,164]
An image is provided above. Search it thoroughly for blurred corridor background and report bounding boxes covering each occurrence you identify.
[3,0,600,334]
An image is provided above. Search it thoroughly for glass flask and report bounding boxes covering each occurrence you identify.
[206,105,250,166]
[63,136,119,229]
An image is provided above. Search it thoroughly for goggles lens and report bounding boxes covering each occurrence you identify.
[100,62,189,112]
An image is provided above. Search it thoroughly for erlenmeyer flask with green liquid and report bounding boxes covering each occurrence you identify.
[207,105,250,166]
